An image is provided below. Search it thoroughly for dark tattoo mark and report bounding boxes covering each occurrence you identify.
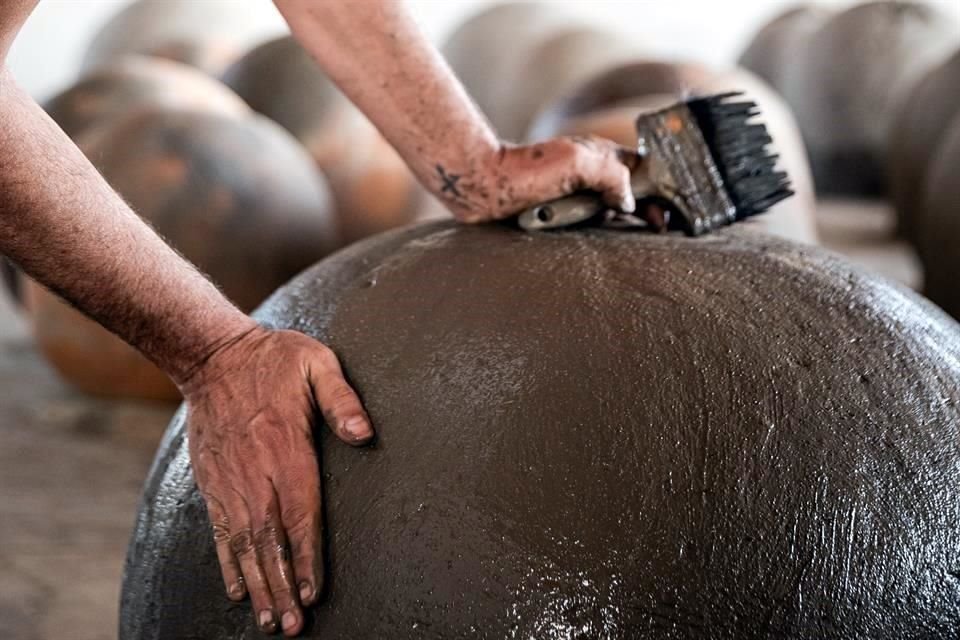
[436,164,463,198]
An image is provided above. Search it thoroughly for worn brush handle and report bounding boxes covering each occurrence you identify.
[517,194,608,230]
[518,155,661,230]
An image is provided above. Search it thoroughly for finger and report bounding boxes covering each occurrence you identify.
[275,452,323,609]
[203,492,246,601]
[574,140,635,212]
[253,488,303,637]
[225,493,277,634]
[309,347,375,446]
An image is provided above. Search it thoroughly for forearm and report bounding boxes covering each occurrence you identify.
[0,67,255,384]
[275,0,502,218]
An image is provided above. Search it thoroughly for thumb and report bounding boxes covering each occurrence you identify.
[308,347,374,446]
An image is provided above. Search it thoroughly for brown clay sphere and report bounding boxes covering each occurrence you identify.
[80,0,262,76]
[781,0,959,195]
[886,47,960,243]
[222,36,420,244]
[24,107,338,402]
[44,55,249,140]
[121,221,960,638]
[528,61,819,245]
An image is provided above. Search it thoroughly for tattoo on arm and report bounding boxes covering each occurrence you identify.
[436,164,462,198]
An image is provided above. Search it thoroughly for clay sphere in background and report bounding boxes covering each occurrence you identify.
[122,221,960,639]
[782,0,959,196]
[886,47,960,243]
[44,56,249,140]
[917,118,960,321]
[441,2,577,140]
[222,36,420,245]
[1,259,20,307]
[737,5,834,96]
[81,0,265,76]
[529,61,819,245]
[495,26,644,142]
[25,107,338,402]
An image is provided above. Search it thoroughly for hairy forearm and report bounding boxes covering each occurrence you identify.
[275,0,503,218]
[0,67,255,384]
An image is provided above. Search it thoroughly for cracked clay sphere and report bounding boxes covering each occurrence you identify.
[121,221,960,639]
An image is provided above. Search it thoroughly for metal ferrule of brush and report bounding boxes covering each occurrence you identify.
[518,92,793,236]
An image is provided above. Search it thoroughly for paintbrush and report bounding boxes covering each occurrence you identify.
[518,92,794,236]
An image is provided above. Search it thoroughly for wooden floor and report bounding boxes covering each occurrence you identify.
[0,200,925,639]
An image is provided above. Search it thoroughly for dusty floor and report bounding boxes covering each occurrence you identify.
[0,200,927,639]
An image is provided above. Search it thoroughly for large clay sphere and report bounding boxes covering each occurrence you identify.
[81,0,264,76]
[918,117,960,320]
[529,62,819,245]
[737,6,833,95]
[44,56,249,140]
[222,36,420,244]
[25,107,337,402]
[121,221,960,638]
[887,47,960,242]
[782,1,959,196]
[441,2,577,140]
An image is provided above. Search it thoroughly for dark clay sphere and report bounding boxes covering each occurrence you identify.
[80,0,261,76]
[887,47,960,243]
[737,6,833,96]
[43,56,249,141]
[24,107,337,402]
[918,117,960,321]
[782,1,959,196]
[122,221,960,638]
[222,36,420,244]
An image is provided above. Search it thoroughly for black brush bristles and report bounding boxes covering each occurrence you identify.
[685,92,794,219]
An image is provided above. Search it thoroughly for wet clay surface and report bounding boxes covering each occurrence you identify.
[122,221,960,638]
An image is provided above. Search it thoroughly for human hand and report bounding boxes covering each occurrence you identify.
[448,135,639,224]
[181,326,373,636]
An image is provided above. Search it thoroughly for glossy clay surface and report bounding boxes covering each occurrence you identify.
[122,222,960,638]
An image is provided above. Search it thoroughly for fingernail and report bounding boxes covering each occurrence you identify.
[228,581,245,599]
[282,611,298,632]
[299,581,314,603]
[621,193,636,213]
[343,415,369,439]
[259,609,277,632]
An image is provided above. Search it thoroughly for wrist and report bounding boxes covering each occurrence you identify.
[170,312,261,392]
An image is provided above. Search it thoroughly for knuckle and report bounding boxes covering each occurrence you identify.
[229,528,255,557]
[254,525,285,553]
[282,506,315,538]
[313,345,339,370]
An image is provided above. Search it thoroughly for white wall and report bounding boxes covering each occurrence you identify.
[9,0,960,101]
